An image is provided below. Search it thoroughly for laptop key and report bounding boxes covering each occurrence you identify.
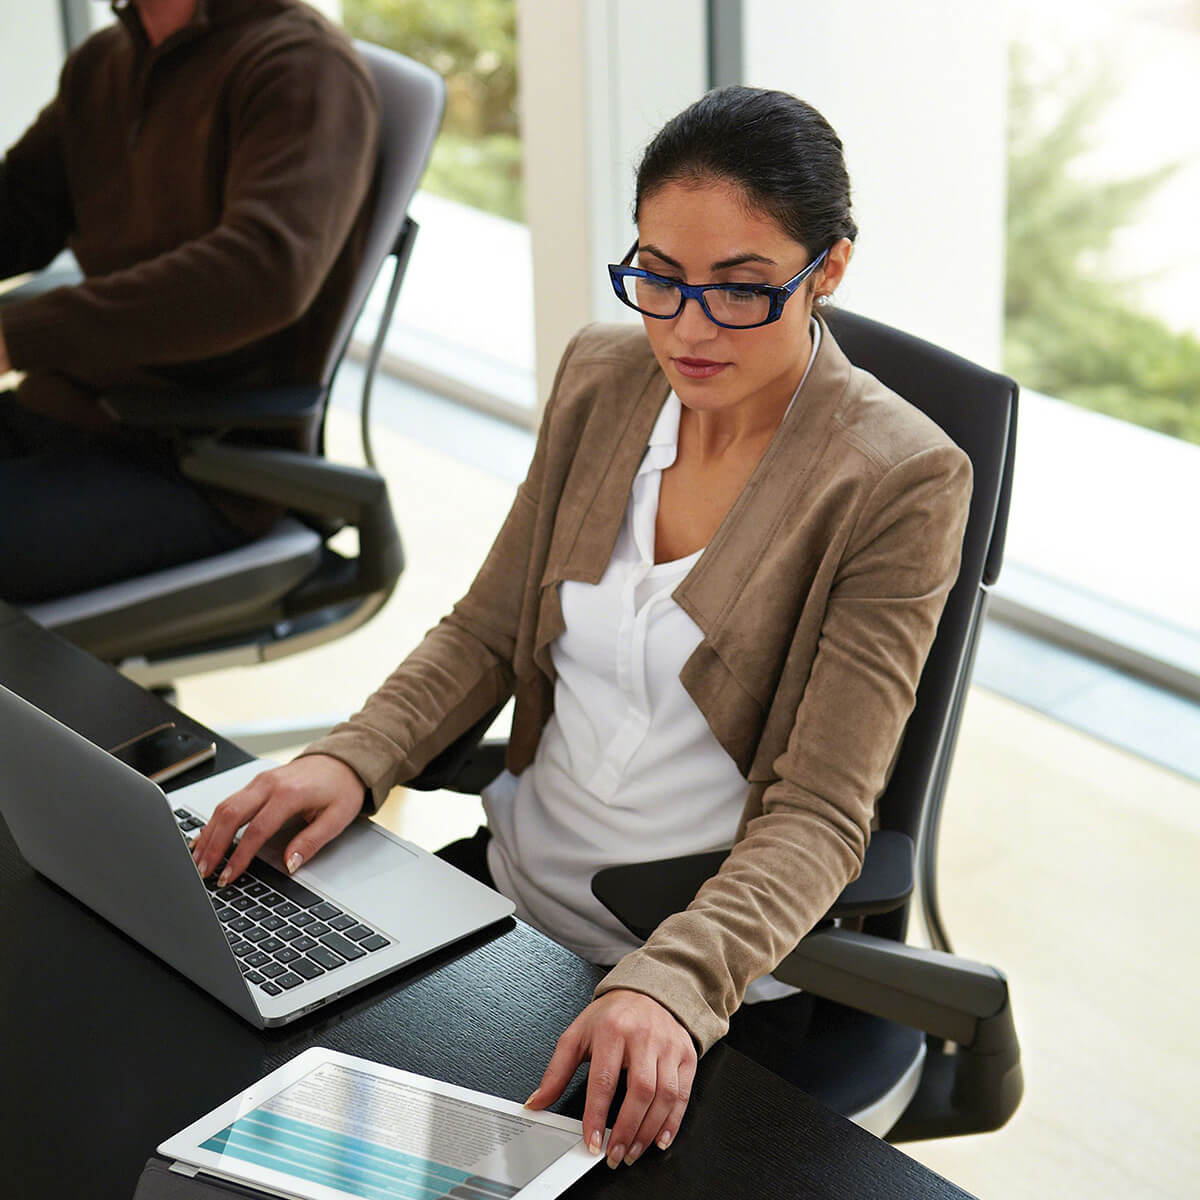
[243,881,268,898]
[231,896,255,911]
[310,902,342,921]
[260,981,283,995]
[260,915,285,932]
[319,932,365,961]
[274,946,300,963]
[229,940,254,957]
[216,907,238,923]
[291,912,316,928]
[360,934,390,952]
[328,914,356,932]
[258,937,284,954]
[243,927,268,943]
[307,945,347,971]
[260,962,287,979]
[275,901,299,918]
[245,861,323,909]
[276,926,303,943]
[216,886,240,902]
[245,971,265,984]
[290,957,324,980]
[245,951,270,968]
[275,972,305,990]
[345,924,374,942]
[291,935,318,952]
[229,916,253,934]
[261,892,288,908]
[246,905,271,922]
[307,922,330,937]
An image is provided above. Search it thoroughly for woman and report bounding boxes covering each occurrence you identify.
[191,87,971,1167]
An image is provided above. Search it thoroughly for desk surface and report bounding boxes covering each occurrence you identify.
[0,601,973,1200]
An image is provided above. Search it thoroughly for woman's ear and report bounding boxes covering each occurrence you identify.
[814,237,853,301]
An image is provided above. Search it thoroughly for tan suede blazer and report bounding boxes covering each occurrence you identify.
[306,318,972,1052]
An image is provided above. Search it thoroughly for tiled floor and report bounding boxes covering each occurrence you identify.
[175,375,1200,1200]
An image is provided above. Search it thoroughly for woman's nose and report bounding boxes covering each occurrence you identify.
[673,294,719,343]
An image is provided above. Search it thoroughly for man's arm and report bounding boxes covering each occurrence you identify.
[1,42,379,378]
[0,95,75,285]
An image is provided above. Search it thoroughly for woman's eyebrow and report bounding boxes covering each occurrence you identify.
[637,244,778,272]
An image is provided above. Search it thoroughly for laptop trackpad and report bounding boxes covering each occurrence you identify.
[261,819,416,894]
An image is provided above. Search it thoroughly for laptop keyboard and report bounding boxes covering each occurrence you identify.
[173,809,391,997]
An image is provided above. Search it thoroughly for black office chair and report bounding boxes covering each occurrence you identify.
[406,309,1023,1141]
[19,44,445,695]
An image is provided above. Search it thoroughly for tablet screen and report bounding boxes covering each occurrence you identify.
[160,1049,599,1200]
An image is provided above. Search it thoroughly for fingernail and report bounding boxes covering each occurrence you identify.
[286,852,303,874]
[625,1143,643,1165]
[657,1130,672,1150]
[588,1131,602,1156]
[606,1145,625,1170]
[197,858,209,878]
[217,869,230,887]
[523,1087,542,1107]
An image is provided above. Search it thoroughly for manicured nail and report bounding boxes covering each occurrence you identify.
[588,1131,602,1155]
[217,869,230,887]
[524,1087,543,1108]
[197,858,210,878]
[606,1144,625,1169]
[286,852,303,874]
[625,1143,643,1165]
[657,1129,672,1150]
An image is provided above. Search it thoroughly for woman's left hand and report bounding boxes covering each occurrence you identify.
[525,988,698,1168]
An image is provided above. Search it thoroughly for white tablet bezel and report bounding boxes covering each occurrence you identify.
[159,1046,603,1200]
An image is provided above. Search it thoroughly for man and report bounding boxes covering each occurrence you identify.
[0,0,379,603]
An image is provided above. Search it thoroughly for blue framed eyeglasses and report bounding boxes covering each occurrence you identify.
[607,241,829,330]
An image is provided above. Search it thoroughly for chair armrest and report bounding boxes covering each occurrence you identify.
[774,928,1023,1137]
[180,440,402,603]
[102,385,325,435]
[590,831,915,941]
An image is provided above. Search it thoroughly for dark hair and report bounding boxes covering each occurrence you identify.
[634,86,858,254]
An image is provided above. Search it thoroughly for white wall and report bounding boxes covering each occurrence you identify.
[517,0,707,402]
[0,1,63,151]
[743,0,1008,367]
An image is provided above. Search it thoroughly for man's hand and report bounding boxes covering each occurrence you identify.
[190,754,365,885]
[525,989,697,1169]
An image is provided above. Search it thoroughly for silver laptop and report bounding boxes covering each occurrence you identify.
[0,684,514,1027]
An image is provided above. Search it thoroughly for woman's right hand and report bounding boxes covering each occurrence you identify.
[190,754,366,886]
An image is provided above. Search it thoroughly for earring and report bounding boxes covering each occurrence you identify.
[816,293,832,307]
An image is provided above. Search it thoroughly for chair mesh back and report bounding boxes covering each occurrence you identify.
[319,44,446,387]
[823,310,1018,848]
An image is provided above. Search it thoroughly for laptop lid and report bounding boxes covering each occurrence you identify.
[0,685,514,1027]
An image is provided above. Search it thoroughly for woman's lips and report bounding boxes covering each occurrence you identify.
[672,356,729,379]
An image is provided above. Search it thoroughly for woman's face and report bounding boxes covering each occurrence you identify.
[634,177,839,421]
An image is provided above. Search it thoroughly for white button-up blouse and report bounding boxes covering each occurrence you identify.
[484,324,820,1002]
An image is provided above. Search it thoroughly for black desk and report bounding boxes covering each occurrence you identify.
[0,601,974,1200]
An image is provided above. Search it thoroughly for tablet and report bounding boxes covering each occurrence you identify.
[159,1047,604,1200]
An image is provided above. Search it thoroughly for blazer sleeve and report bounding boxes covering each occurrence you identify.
[299,332,583,809]
[594,441,973,1052]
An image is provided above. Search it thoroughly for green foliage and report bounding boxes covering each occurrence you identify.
[1005,46,1200,443]
[342,0,523,221]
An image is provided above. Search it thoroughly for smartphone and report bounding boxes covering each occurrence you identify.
[108,723,217,784]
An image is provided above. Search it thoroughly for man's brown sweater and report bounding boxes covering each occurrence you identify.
[0,0,379,457]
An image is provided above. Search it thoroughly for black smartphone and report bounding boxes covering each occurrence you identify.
[108,723,217,784]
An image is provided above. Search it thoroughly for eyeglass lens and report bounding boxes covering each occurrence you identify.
[617,274,772,328]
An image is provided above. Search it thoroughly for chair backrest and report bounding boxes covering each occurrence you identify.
[318,42,446,390]
[823,309,1018,947]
